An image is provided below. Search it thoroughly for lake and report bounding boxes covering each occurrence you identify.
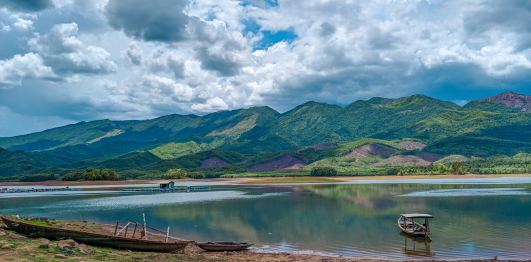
[2,178,531,259]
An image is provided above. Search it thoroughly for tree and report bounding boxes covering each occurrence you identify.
[162,169,187,179]
[310,167,337,176]
[451,161,466,175]
[438,163,449,174]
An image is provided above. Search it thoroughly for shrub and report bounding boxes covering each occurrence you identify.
[162,169,187,179]
[62,169,119,181]
[19,173,59,182]
[310,167,338,176]
[187,172,205,179]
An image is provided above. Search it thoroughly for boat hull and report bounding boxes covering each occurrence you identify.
[1,216,191,253]
[397,219,431,237]
[197,242,253,251]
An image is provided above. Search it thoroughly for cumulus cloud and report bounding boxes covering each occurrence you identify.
[2,0,531,136]
[0,0,54,13]
[27,22,117,75]
[121,41,143,66]
[0,53,57,86]
[191,97,229,112]
[104,0,190,42]
[11,15,33,30]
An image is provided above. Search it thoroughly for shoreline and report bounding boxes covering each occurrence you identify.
[2,174,531,187]
[0,216,521,262]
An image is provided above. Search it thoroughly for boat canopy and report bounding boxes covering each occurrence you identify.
[400,213,434,218]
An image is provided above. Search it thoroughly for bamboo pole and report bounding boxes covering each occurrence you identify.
[116,222,131,236]
[165,226,170,243]
[132,224,138,238]
[143,213,147,240]
[114,221,119,236]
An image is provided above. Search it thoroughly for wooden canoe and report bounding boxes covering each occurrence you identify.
[197,241,253,251]
[1,216,194,253]
[397,214,433,237]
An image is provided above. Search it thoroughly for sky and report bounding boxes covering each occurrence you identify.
[1,0,531,137]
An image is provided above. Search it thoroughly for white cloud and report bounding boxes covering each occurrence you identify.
[10,15,33,30]
[0,22,10,32]
[191,97,229,111]
[2,0,531,136]
[27,22,117,75]
[0,53,57,86]
[121,41,143,66]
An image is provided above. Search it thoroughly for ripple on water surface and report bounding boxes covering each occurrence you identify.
[398,188,531,197]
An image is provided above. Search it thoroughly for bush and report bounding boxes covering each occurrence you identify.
[62,169,119,181]
[187,172,205,179]
[162,169,187,179]
[19,173,59,182]
[310,167,338,176]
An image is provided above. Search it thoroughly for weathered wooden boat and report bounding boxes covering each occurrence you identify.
[1,216,194,253]
[397,213,433,237]
[197,241,253,251]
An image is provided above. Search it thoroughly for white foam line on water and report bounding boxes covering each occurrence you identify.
[397,188,531,197]
[3,191,289,215]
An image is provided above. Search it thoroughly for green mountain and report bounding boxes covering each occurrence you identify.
[2,91,531,178]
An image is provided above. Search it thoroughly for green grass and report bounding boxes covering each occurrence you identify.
[149,141,207,159]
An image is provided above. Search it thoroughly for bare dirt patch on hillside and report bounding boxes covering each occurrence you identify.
[400,141,427,150]
[342,144,395,159]
[435,155,469,165]
[200,157,230,168]
[342,146,371,159]
[371,155,431,166]
[415,152,443,162]
[248,155,307,172]
[365,144,396,157]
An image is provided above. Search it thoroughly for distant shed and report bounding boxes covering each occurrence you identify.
[159,181,175,189]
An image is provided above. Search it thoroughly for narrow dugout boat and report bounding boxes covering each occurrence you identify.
[197,241,253,251]
[1,216,194,253]
[397,213,433,237]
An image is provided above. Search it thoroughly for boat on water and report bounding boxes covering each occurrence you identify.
[197,241,253,251]
[1,216,194,253]
[397,213,433,237]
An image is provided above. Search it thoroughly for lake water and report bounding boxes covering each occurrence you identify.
[2,178,531,259]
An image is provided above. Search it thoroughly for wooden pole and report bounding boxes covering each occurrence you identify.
[114,221,119,236]
[165,226,170,243]
[132,224,138,238]
[124,225,129,237]
[116,222,131,236]
[143,213,147,240]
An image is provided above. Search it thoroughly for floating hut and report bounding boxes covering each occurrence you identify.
[159,181,175,189]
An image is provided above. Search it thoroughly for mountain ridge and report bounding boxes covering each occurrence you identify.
[1,92,530,168]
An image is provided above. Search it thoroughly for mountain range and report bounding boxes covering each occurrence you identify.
[2,91,531,178]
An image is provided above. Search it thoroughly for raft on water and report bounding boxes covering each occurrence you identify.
[1,216,194,253]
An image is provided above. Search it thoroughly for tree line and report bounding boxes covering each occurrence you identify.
[62,169,119,181]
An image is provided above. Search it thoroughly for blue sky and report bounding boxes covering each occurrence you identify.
[1,0,531,137]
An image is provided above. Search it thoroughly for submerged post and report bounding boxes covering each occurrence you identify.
[165,226,170,243]
[143,213,147,240]
[114,221,119,236]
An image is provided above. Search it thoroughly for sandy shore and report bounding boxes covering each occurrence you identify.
[2,174,531,187]
[0,217,519,262]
